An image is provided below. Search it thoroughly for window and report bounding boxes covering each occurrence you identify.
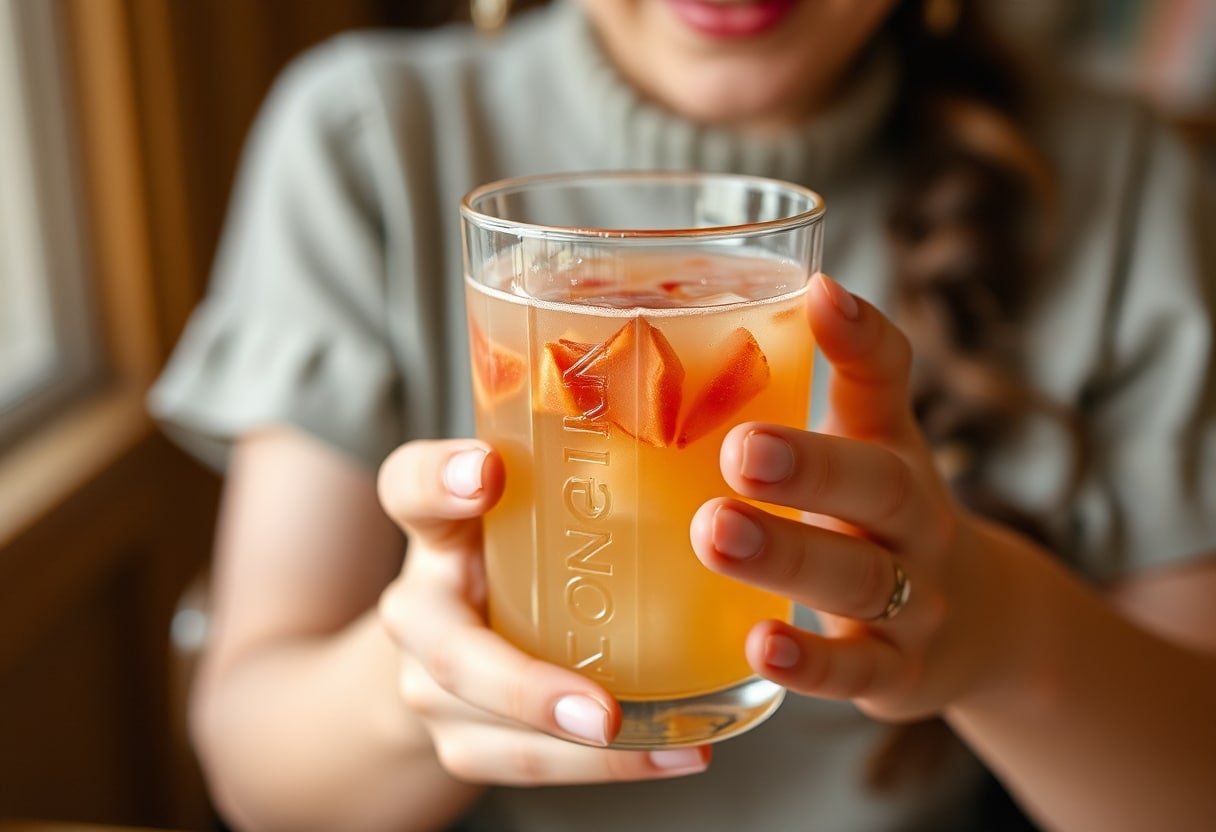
[0,0,94,445]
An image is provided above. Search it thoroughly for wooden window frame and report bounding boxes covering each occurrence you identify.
[0,1,218,825]
[0,0,97,451]
[0,0,203,552]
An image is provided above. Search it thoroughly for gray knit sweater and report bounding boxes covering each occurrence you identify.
[151,4,1216,829]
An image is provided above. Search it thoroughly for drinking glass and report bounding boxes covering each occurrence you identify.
[461,171,824,748]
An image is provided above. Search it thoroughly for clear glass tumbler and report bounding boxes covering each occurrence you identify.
[461,171,824,748]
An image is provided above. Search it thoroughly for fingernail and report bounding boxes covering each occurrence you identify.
[554,695,609,746]
[444,449,487,500]
[819,274,859,321]
[648,748,708,772]
[764,634,801,669]
[741,431,795,483]
[712,507,764,560]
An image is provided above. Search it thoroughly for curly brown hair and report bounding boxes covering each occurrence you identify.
[869,3,1075,811]
[884,0,1082,549]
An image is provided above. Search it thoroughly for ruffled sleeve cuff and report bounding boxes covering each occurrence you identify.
[149,303,402,473]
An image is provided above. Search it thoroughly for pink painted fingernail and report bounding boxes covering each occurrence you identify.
[648,748,708,772]
[713,507,764,560]
[764,634,801,669]
[741,431,795,483]
[444,449,487,500]
[818,274,859,321]
[554,695,609,746]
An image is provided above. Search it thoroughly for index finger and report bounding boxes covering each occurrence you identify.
[808,274,918,444]
[377,439,506,553]
[380,575,622,747]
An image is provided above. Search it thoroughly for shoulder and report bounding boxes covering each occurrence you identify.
[262,6,564,131]
[1025,76,1199,221]
[1029,74,1151,145]
[1009,75,1212,403]
[1021,73,1212,318]
[233,8,569,208]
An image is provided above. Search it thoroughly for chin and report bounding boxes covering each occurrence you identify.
[655,62,811,129]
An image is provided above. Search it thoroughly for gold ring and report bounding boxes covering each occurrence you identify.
[872,562,911,622]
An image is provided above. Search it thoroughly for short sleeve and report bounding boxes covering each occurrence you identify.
[1067,117,1216,579]
[149,39,403,472]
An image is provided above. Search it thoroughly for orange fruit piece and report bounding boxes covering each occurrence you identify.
[771,305,802,324]
[469,318,526,406]
[538,320,685,447]
[676,328,770,448]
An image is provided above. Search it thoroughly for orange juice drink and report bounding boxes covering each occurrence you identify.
[461,173,824,747]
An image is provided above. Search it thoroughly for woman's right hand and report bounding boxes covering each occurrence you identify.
[376,439,712,786]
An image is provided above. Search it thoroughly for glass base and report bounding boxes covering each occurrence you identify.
[609,677,785,749]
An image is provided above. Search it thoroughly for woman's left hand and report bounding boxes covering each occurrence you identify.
[691,274,1023,722]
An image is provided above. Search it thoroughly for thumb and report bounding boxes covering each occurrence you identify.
[808,274,917,443]
[377,439,506,555]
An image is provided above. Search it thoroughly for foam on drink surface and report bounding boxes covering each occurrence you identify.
[493,250,806,310]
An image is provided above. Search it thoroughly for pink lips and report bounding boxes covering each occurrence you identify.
[666,0,799,39]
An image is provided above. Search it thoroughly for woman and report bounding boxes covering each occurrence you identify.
[152,1,1216,829]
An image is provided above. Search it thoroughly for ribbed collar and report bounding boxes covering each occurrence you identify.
[547,1,899,187]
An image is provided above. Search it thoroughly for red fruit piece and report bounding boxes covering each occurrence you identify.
[537,320,685,447]
[676,328,770,448]
[469,318,526,406]
[598,319,684,447]
[537,338,599,416]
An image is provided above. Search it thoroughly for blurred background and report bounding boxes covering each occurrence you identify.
[0,1,1212,829]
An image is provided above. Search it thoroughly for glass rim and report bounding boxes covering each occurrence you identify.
[460,170,826,242]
